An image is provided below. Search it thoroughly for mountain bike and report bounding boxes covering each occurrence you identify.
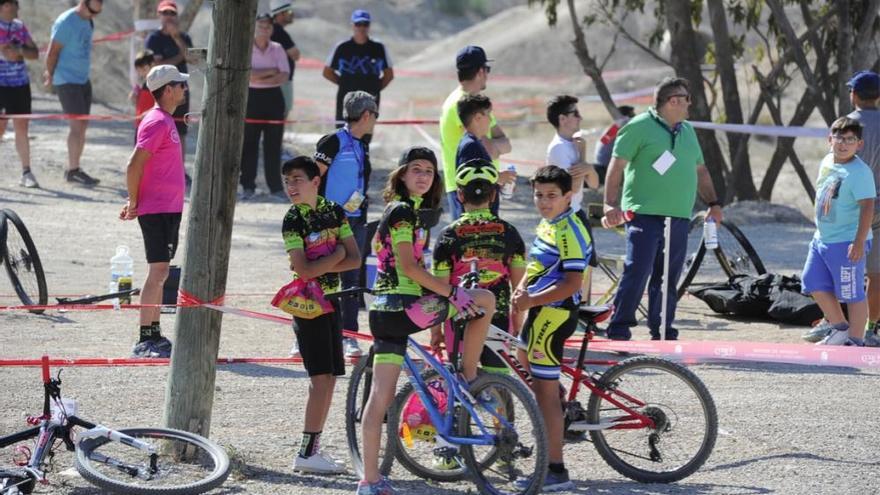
[677,211,766,298]
[334,288,549,495]
[0,209,48,314]
[0,357,230,494]
[376,260,719,484]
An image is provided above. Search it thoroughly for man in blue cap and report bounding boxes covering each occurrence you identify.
[847,70,880,347]
[323,9,393,129]
[439,45,513,219]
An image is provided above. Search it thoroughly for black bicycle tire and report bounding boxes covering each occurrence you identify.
[676,213,707,299]
[457,373,548,495]
[386,368,471,482]
[1,209,48,314]
[75,427,230,495]
[345,353,394,479]
[586,356,718,483]
[714,220,767,277]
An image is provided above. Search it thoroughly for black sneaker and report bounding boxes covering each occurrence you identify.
[64,168,100,186]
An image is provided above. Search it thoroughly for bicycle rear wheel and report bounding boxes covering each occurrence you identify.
[345,349,395,479]
[715,220,766,278]
[457,373,547,495]
[1,209,48,314]
[676,214,707,299]
[586,356,717,483]
[75,427,230,495]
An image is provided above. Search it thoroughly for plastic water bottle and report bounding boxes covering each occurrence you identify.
[500,164,516,200]
[110,246,134,306]
[704,218,718,250]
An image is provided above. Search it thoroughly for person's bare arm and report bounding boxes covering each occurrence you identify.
[602,157,628,226]
[850,199,874,262]
[488,123,512,155]
[508,265,526,335]
[120,148,153,220]
[332,235,362,272]
[42,39,63,87]
[512,271,581,311]
[322,66,339,84]
[697,164,722,223]
[380,67,394,90]
[286,46,301,61]
[288,245,346,279]
[397,241,454,297]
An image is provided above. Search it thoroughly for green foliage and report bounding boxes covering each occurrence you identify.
[528,0,560,26]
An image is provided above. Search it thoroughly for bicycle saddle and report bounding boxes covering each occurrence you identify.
[578,304,613,323]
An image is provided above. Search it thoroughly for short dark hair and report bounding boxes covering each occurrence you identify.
[457,66,481,82]
[655,77,691,108]
[457,94,492,128]
[460,179,495,205]
[619,105,636,118]
[281,155,320,179]
[134,49,155,68]
[831,116,863,140]
[854,87,880,101]
[150,86,167,102]
[546,95,579,128]
[530,165,572,194]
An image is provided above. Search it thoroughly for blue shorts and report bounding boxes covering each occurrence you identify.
[802,238,871,302]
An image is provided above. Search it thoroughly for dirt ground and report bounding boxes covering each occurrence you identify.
[1,38,879,495]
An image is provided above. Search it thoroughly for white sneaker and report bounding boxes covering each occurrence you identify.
[344,337,362,358]
[19,170,39,188]
[293,452,346,474]
[289,339,301,358]
[817,328,850,346]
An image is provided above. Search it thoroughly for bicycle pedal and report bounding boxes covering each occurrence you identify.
[432,446,459,459]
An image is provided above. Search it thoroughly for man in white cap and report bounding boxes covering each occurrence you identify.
[269,0,300,120]
[119,64,189,359]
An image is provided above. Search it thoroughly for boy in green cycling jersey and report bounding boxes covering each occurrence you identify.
[281,156,362,474]
[512,165,592,492]
[433,158,527,367]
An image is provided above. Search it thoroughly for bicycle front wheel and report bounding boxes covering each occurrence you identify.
[345,351,395,479]
[457,373,548,495]
[1,209,48,314]
[586,356,717,483]
[75,427,230,495]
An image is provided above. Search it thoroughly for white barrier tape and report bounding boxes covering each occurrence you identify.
[588,339,880,369]
[690,121,828,139]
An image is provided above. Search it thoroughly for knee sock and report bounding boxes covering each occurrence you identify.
[152,321,161,338]
[299,431,321,458]
[139,325,155,342]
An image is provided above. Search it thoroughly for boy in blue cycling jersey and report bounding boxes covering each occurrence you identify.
[512,165,592,492]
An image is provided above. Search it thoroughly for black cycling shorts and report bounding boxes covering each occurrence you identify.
[294,305,345,377]
[138,213,181,263]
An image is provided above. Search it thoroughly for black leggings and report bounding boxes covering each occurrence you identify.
[240,86,284,193]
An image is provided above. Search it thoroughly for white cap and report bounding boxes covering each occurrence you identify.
[269,0,293,15]
[146,64,189,92]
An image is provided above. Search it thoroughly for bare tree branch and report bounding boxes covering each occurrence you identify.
[565,0,623,119]
[594,0,671,67]
[178,0,205,33]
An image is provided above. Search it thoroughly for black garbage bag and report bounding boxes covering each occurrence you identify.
[690,273,821,326]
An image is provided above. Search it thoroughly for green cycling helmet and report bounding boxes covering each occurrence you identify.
[455,158,498,187]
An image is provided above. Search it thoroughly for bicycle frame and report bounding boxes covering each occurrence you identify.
[401,335,510,449]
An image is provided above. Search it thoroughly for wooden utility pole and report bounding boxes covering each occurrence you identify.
[163,0,257,438]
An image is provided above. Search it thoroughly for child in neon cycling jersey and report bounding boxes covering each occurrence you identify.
[512,165,593,492]
[433,158,527,369]
[356,147,495,495]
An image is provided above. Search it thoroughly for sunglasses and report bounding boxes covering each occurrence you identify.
[668,92,691,102]
[354,21,370,27]
[483,65,492,74]
[170,81,188,89]
[564,109,581,118]
[159,10,177,16]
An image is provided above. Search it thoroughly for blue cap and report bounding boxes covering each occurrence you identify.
[351,9,371,23]
[847,70,880,95]
[456,45,492,71]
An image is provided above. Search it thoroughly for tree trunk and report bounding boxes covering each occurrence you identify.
[836,0,853,115]
[163,0,258,439]
[565,0,622,120]
[758,89,817,201]
[179,0,206,33]
[665,0,728,201]
[765,0,836,124]
[853,0,880,70]
[135,0,159,19]
[706,0,756,200]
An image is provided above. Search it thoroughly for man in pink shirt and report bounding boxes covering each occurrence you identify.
[119,64,188,358]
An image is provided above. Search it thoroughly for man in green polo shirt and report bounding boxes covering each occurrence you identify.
[439,45,514,219]
[603,77,723,340]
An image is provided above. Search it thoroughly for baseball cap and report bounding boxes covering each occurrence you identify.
[398,146,437,168]
[269,0,293,15]
[156,0,178,13]
[847,70,880,95]
[256,11,272,21]
[456,45,492,71]
[351,9,371,23]
[342,91,378,120]
[146,64,189,92]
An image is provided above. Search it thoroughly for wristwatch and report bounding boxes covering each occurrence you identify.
[707,201,721,208]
